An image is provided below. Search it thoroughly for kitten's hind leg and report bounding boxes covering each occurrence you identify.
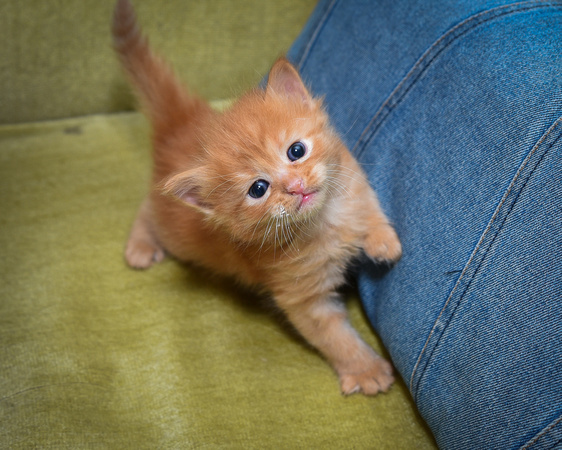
[278,293,394,396]
[125,198,165,269]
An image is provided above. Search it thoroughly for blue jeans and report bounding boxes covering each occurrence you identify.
[288,1,562,448]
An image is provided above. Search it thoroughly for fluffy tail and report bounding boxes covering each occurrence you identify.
[112,0,208,138]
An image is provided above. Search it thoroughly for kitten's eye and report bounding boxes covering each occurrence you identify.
[287,141,306,162]
[248,179,269,199]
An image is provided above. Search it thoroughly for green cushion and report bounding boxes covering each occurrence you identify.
[0,0,316,124]
[0,113,435,447]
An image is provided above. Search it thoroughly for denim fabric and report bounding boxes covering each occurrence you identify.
[288,1,562,448]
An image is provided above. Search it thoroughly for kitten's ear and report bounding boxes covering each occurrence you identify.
[162,170,213,215]
[266,57,313,104]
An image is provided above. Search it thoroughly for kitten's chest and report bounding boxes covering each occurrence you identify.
[263,218,362,276]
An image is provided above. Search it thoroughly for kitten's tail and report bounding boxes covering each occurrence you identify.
[112,0,208,137]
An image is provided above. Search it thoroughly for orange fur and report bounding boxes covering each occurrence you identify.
[114,0,402,395]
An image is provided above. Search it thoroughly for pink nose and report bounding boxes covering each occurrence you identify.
[286,178,305,195]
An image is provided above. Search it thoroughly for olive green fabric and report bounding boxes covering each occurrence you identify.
[0,0,316,124]
[0,0,437,447]
[0,113,436,448]
[0,113,434,449]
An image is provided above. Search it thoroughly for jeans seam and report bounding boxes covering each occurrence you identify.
[353,0,562,159]
[520,414,562,449]
[410,114,562,399]
[296,0,340,72]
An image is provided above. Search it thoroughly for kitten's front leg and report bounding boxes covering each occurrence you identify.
[278,293,394,395]
[363,199,402,264]
[125,198,165,269]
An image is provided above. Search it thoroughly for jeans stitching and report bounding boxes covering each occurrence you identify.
[382,0,562,395]
[410,114,562,399]
[353,0,562,159]
[297,0,340,72]
[521,414,562,449]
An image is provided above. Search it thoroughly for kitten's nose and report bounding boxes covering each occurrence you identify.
[286,178,305,195]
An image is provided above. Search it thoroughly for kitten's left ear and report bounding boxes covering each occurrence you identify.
[266,57,313,104]
[162,170,213,215]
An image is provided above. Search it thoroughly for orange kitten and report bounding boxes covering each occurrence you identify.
[113,0,402,395]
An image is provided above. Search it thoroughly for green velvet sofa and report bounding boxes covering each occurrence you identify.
[0,1,437,447]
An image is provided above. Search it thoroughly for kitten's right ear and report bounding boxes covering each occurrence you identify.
[266,57,313,104]
[162,170,213,215]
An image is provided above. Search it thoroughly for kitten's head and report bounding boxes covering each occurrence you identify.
[163,58,346,246]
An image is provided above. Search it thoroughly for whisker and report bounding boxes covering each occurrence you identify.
[326,163,365,176]
[291,219,313,238]
[340,113,361,140]
[256,215,275,258]
[278,214,293,258]
[281,212,299,257]
[242,207,272,253]
[273,215,280,261]
[324,179,352,199]
[204,178,232,199]
[325,164,365,182]
[329,172,362,185]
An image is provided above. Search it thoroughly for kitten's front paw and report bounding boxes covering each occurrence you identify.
[125,239,165,269]
[364,224,402,264]
[339,357,394,396]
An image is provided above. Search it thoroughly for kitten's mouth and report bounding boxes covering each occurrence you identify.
[296,191,318,211]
